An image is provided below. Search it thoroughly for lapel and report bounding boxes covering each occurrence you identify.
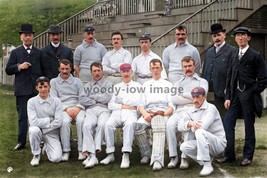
[215,43,228,58]
[239,47,251,63]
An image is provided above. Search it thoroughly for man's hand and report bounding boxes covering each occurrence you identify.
[18,62,31,70]
[121,104,137,110]
[224,100,231,110]
[143,112,152,122]
[65,107,81,119]
[74,65,80,77]
[187,121,202,130]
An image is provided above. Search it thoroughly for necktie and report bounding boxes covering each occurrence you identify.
[215,47,219,53]
[239,51,243,60]
[26,48,31,54]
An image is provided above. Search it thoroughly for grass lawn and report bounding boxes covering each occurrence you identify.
[0,84,267,178]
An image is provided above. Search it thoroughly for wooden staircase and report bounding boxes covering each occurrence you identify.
[33,0,267,58]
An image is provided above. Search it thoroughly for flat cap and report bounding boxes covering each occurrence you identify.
[191,87,206,97]
[120,63,132,71]
[139,34,151,41]
[232,27,251,36]
[84,25,95,32]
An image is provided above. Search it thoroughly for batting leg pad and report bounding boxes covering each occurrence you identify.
[134,123,151,158]
[151,115,166,166]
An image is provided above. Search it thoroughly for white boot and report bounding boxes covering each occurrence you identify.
[85,157,99,169]
[100,153,115,165]
[179,158,189,170]
[199,161,213,176]
[167,156,178,169]
[78,151,86,160]
[120,153,130,169]
[153,161,163,171]
[30,154,40,166]
[140,156,150,164]
[61,152,70,162]
[82,156,91,165]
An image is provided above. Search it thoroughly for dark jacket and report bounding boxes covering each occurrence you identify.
[5,45,52,96]
[202,42,236,97]
[225,47,267,117]
[41,43,73,78]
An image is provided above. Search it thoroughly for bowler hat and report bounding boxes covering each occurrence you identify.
[19,24,35,34]
[139,34,151,41]
[210,23,226,35]
[232,27,251,36]
[47,25,63,34]
[84,25,95,32]
[191,87,206,97]
[120,63,132,71]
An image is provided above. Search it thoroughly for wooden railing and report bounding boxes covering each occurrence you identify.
[33,0,156,48]
[149,0,252,56]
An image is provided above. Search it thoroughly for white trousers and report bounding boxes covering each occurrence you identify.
[180,129,225,164]
[105,110,137,153]
[60,110,85,152]
[105,75,122,85]
[167,72,183,84]
[82,106,111,154]
[29,126,62,163]
[79,68,92,84]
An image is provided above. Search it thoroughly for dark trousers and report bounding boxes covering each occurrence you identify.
[214,95,227,119]
[16,95,33,146]
[223,90,256,160]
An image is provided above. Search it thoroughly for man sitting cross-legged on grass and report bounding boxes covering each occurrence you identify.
[27,76,63,166]
[178,87,226,176]
[79,62,113,168]
[100,63,142,169]
[50,59,85,161]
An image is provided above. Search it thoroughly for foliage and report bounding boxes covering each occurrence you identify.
[0,0,96,46]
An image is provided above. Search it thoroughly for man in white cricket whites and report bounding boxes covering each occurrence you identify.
[27,76,63,166]
[100,63,142,169]
[79,62,113,168]
[166,56,208,169]
[178,87,226,176]
[134,59,174,171]
[131,34,167,85]
[50,59,85,161]
[102,31,132,84]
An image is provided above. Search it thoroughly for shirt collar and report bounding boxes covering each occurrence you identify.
[92,77,105,86]
[51,42,60,48]
[214,41,225,49]
[174,40,189,48]
[58,74,74,84]
[239,45,249,55]
[111,47,124,55]
[23,44,32,50]
[37,94,52,104]
[192,100,208,113]
[82,39,97,47]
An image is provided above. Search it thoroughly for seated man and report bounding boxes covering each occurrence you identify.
[178,87,226,176]
[79,62,113,168]
[134,59,174,171]
[27,76,63,166]
[166,56,208,169]
[50,59,85,161]
[100,63,142,169]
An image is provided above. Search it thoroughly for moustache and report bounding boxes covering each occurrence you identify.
[178,38,185,41]
[215,40,221,43]
[185,70,192,73]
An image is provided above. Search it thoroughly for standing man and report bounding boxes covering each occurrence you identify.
[166,56,208,169]
[50,59,85,161]
[27,76,63,166]
[74,24,107,83]
[202,23,236,118]
[132,34,167,85]
[134,59,174,171]
[41,25,73,78]
[178,87,226,176]
[5,24,51,150]
[102,31,132,84]
[220,27,267,166]
[100,63,142,169]
[79,62,113,169]
[162,25,201,84]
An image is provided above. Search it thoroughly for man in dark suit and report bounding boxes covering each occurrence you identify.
[202,23,236,118]
[219,27,267,166]
[41,25,73,78]
[5,24,52,150]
